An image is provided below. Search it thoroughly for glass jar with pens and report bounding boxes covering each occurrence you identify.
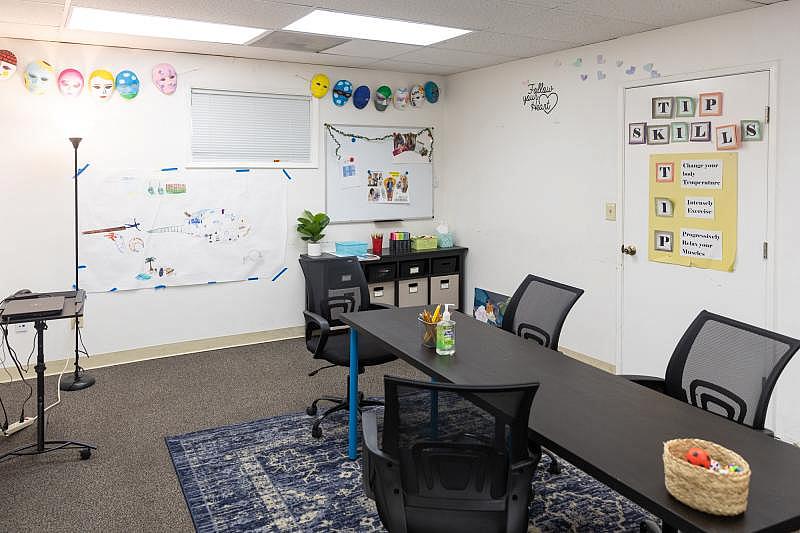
[371,233,383,255]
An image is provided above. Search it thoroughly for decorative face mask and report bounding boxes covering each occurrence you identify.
[332,80,353,106]
[58,69,84,97]
[410,85,425,107]
[374,85,392,112]
[353,85,370,109]
[0,49,17,81]
[89,69,115,100]
[424,81,439,103]
[394,87,409,110]
[115,70,140,100]
[152,63,177,95]
[24,60,55,95]
[310,73,330,98]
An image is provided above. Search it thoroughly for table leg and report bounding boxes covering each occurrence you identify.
[348,328,359,460]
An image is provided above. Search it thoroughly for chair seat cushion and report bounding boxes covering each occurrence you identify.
[314,331,396,367]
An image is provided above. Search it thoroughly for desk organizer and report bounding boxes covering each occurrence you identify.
[663,438,751,516]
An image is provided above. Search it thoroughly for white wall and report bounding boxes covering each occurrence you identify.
[0,38,444,362]
[438,1,800,440]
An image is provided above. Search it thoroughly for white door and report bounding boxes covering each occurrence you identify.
[620,71,770,376]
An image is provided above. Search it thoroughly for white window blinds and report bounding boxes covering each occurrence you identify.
[191,89,312,165]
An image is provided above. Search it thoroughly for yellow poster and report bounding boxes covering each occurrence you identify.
[648,152,738,271]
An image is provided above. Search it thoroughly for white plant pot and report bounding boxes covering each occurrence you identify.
[307,242,322,257]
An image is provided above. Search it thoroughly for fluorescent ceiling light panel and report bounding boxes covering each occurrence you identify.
[283,10,470,46]
[67,7,268,45]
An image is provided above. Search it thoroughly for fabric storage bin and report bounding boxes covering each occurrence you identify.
[411,236,438,251]
[368,282,395,307]
[430,275,459,308]
[335,241,368,256]
[400,260,427,278]
[365,263,396,283]
[398,278,428,307]
[431,256,458,275]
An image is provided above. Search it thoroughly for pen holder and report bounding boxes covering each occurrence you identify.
[418,316,438,349]
[371,236,383,255]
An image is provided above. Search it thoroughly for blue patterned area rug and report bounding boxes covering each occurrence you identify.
[166,407,655,532]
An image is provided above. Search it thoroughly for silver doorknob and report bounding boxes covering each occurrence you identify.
[621,245,637,256]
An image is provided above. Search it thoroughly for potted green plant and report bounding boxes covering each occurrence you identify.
[297,210,330,257]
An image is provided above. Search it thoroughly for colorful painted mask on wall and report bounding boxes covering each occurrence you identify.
[152,63,177,95]
[410,84,425,107]
[393,87,409,109]
[24,60,55,95]
[89,69,115,100]
[58,69,84,97]
[332,80,353,106]
[353,85,370,109]
[0,49,17,81]
[424,81,439,103]
[310,73,330,98]
[374,85,392,112]
[115,70,140,100]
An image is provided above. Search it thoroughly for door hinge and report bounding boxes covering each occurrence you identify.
[765,106,770,124]
[763,241,769,259]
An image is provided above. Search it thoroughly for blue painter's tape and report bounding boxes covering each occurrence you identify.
[235,169,250,173]
[154,284,167,289]
[71,284,77,290]
[282,169,292,180]
[160,167,178,172]
[109,288,118,292]
[78,264,87,269]
[248,277,259,281]
[73,163,90,179]
[271,267,288,282]
[207,281,217,284]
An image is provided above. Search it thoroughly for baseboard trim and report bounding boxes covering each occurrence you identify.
[0,326,305,384]
[560,346,616,373]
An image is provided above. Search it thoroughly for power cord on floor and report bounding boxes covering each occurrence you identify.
[1,324,33,422]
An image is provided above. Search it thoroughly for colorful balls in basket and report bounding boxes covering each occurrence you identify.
[685,447,711,468]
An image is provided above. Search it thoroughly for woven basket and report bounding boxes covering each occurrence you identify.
[663,438,751,516]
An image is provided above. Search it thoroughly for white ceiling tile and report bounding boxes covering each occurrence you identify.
[559,0,761,27]
[435,31,576,57]
[321,39,421,59]
[71,0,313,30]
[486,5,654,42]
[0,1,64,26]
[392,47,514,68]
[367,59,465,76]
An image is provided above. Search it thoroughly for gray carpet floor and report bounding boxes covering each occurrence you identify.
[0,338,424,533]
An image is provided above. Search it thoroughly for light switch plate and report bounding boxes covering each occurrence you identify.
[605,202,617,221]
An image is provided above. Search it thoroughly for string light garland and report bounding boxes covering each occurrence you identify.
[324,123,434,162]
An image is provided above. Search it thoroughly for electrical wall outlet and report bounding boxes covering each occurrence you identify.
[605,202,617,221]
[14,323,28,333]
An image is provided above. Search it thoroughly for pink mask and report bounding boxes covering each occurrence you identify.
[58,68,84,97]
[152,63,177,95]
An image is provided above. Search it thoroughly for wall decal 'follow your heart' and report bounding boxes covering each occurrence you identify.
[522,81,559,115]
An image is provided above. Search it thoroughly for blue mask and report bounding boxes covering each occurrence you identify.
[353,85,370,109]
[424,81,439,103]
[115,70,140,100]
[332,80,353,106]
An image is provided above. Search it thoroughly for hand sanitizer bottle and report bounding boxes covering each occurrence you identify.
[436,304,456,356]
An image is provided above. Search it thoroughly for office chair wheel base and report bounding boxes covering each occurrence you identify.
[306,406,317,416]
[79,448,92,460]
[548,460,561,475]
[311,426,323,439]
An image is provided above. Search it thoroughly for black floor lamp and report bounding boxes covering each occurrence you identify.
[60,137,95,391]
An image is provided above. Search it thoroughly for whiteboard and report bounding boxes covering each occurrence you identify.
[325,124,434,223]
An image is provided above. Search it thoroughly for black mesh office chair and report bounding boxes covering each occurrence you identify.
[626,310,800,432]
[502,274,584,474]
[299,255,396,438]
[363,376,541,533]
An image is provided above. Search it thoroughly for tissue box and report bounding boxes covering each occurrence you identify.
[335,241,368,256]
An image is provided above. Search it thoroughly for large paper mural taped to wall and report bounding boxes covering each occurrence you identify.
[79,168,287,291]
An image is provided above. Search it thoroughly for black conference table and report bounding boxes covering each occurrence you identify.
[340,306,800,533]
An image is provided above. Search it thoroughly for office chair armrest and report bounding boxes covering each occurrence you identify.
[362,410,395,463]
[303,310,331,356]
[620,375,666,394]
[368,302,395,310]
[510,457,536,473]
